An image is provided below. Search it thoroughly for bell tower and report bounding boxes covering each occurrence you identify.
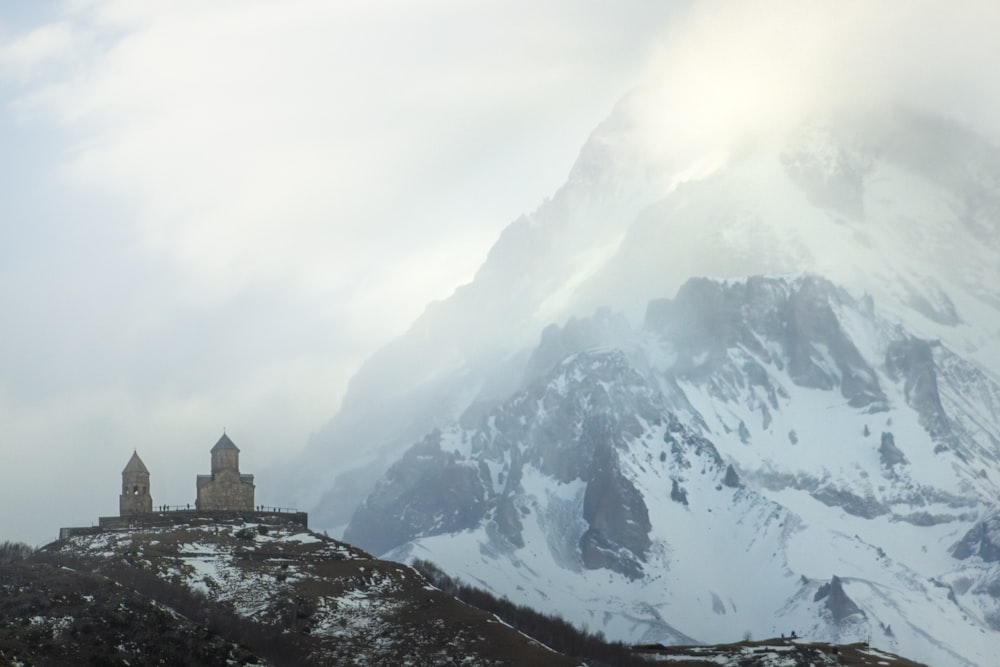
[120,451,153,516]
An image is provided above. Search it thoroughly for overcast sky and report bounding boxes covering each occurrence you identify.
[0,0,684,545]
[3,1,1000,547]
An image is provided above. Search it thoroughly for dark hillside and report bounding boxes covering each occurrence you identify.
[414,558,654,667]
[634,637,929,666]
[39,522,581,666]
[0,541,267,666]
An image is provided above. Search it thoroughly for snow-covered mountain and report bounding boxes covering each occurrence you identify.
[345,275,1000,666]
[285,92,1000,666]
[293,97,1000,528]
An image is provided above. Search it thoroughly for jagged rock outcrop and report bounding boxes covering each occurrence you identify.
[525,308,633,382]
[879,432,909,469]
[579,424,651,579]
[953,510,1000,562]
[344,432,489,556]
[885,338,952,442]
[350,347,663,579]
[644,275,887,410]
[814,576,865,623]
[810,486,888,519]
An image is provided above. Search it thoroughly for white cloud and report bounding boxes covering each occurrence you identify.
[0,21,78,81]
[8,0,997,547]
[0,0,673,545]
[630,0,1000,162]
[10,1,671,311]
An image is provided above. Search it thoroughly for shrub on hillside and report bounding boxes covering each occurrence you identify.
[0,541,35,562]
[412,559,653,666]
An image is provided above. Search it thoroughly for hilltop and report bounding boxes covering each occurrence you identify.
[17,519,578,666]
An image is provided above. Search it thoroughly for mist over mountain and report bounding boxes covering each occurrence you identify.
[273,86,1000,665]
[289,92,1000,516]
[5,4,1000,664]
[265,7,1000,664]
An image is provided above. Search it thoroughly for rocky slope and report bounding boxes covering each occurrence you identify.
[38,519,578,666]
[346,275,1000,667]
[1,545,267,666]
[633,636,927,666]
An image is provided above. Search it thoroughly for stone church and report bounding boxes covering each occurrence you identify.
[195,432,255,511]
[117,433,255,515]
[61,433,302,539]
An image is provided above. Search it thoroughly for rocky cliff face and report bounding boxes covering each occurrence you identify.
[346,274,1000,667]
[814,576,865,624]
[953,510,1000,563]
[346,347,666,580]
[343,431,491,556]
[645,275,887,410]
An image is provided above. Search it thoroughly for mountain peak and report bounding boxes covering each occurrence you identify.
[287,88,1000,667]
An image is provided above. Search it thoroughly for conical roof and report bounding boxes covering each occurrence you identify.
[212,432,240,452]
[122,450,149,475]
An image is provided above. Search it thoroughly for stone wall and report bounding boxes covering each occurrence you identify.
[57,510,308,539]
[97,510,307,530]
[196,470,255,510]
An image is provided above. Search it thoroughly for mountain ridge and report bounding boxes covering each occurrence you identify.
[349,274,1000,666]
[280,90,1000,667]
[291,101,1000,533]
